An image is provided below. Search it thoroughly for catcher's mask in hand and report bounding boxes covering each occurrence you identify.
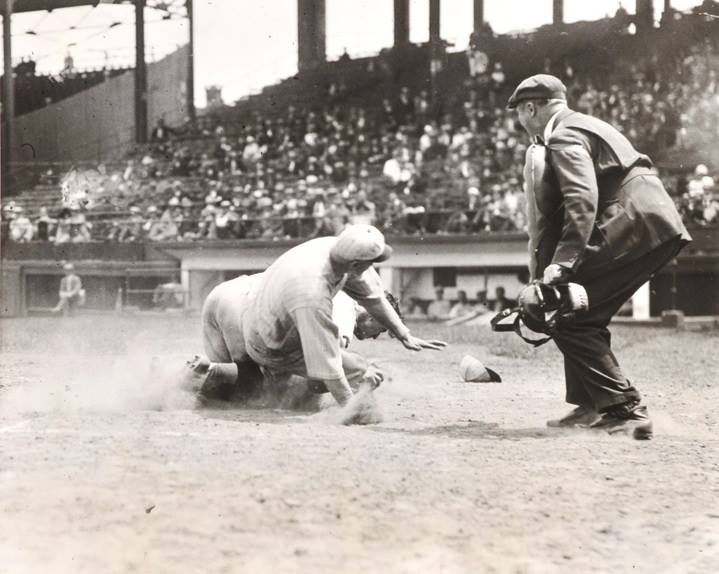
[490,281,589,346]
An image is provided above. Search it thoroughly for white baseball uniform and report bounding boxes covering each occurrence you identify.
[201,273,360,363]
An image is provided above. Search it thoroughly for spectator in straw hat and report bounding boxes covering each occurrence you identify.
[9,206,34,242]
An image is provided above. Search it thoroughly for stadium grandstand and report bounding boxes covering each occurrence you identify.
[1,0,718,317]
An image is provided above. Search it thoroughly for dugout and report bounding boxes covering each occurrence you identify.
[2,229,717,318]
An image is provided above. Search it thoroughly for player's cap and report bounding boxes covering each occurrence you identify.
[332,224,393,263]
[506,74,567,109]
[459,354,502,383]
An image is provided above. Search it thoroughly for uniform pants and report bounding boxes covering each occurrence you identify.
[553,237,684,412]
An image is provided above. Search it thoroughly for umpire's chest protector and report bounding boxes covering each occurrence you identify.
[535,111,690,279]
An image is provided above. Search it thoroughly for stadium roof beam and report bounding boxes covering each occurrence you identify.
[0,0,125,14]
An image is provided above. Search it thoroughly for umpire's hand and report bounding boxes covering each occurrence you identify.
[399,334,448,352]
[542,263,570,284]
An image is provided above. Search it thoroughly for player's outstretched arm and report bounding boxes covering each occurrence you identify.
[398,333,448,352]
[360,296,448,351]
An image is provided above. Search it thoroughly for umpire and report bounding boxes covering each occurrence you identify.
[507,74,691,439]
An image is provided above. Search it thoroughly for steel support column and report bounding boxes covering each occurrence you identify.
[1,0,14,192]
[186,0,195,121]
[394,0,409,47]
[429,0,440,41]
[135,0,148,143]
[473,0,484,32]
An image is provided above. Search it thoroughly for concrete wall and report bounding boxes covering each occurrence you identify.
[12,46,190,163]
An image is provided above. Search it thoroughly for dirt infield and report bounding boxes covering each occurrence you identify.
[1,315,718,574]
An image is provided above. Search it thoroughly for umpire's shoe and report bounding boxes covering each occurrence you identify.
[590,401,653,440]
[547,406,600,428]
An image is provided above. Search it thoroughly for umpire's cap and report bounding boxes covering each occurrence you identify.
[506,74,567,109]
[332,224,393,263]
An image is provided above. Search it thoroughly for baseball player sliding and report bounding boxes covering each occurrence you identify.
[188,224,447,407]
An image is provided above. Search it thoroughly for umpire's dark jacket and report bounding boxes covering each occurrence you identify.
[531,108,691,282]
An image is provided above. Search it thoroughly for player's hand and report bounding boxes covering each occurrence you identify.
[362,365,384,390]
[542,264,569,285]
[400,334,448,352]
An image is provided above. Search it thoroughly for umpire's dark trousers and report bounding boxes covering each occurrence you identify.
[552,237,685,412]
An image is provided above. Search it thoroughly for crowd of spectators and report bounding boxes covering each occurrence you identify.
[3,19,718,243]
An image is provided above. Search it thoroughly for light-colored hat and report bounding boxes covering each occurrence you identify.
[459,355,501,383]
[331,224,393,263]
[63,262,75,271]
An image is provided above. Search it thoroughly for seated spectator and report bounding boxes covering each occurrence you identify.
[402,296,427,318]
[445,289,492,326]
[148,205,180,241]
[474,290,491,314]
[9,206,34,242]
[382,149,404,185]
[179,201,198,239]
[52,263,85,316]
[449,290,474,319]
[152,278,185,310]
[35,207,54,241]
[214,200,240,239]
[54,208,73,244]
[427,286,452,321]
[350,189,376,225]
[119,206,145,242]
[151,117,174,143]
[69,208,92,243]
[444,207,470,234]
[324,191,351,235]
[492,286,515,312]
[143,205,161,239]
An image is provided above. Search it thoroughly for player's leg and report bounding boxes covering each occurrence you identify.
[201,294,232,363]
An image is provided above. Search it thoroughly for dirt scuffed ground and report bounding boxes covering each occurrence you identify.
[1,316,718,574]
